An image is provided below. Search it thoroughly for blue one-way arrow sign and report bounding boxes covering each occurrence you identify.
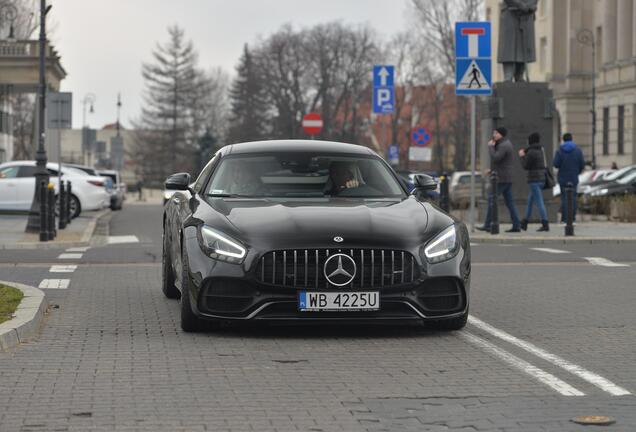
[373,65,394,114]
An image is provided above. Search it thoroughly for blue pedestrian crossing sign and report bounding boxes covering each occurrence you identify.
[372,65,394,114]
[455,22,492,96]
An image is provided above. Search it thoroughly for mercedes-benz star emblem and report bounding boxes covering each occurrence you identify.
[333,236,343,243]
[324,253,357,287]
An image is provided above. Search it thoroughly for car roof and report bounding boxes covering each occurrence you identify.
[222,140,376,156]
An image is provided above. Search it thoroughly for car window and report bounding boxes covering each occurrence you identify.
[17,166,37,177]
[192,154,218,194]
[0,166,20,178]
[617,171,636,185]
[206,153,405,199]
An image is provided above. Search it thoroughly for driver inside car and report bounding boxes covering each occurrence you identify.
[328,162,360,195]
[227,163,264,196]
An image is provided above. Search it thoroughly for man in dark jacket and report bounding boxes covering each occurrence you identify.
[477,127,521,232]
[553,133,585,223]
[519,132,549,231]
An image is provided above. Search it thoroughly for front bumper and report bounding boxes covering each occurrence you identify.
[182,234,471,324]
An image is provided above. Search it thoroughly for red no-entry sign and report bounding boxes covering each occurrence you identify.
[302,112,323,136]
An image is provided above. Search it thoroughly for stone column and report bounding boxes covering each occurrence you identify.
[618,0,633,60]
[603,0,618,64]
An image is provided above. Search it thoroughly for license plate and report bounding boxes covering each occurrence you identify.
[298,291,380,312]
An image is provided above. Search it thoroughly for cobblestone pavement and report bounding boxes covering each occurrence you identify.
[0,205,634,431]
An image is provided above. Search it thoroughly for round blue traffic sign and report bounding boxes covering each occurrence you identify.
[411,127,431,146]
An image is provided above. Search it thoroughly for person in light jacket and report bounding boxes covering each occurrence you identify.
[518,132,548,231]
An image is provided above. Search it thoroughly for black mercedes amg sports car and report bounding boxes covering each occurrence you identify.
[162,140,471,332]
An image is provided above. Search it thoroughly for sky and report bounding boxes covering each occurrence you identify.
[49,0,410,130]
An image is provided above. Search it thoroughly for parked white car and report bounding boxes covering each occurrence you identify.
[0,161,110,218]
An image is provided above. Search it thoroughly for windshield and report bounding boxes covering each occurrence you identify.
[617,171,636,184]
[604,165,636,181]
[206,153,405,199]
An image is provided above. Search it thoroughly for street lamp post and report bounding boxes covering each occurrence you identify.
[577,29,596,169]
[25,0,52,237]
[81,93,95,165]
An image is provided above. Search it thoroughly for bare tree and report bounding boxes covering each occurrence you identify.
[409,0,482,171]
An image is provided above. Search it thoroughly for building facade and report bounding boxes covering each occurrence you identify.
[486,0,636,168]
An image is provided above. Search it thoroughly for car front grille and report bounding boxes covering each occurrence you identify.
[256,249,419,289]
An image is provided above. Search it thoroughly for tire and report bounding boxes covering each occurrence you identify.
[179,242,205,332]
[429,310,468,331]
[69,195,81,219]
[161,230,180,299]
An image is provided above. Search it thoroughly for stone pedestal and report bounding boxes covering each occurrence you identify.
[479,82,559,223]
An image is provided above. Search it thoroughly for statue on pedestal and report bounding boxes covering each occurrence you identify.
[497,0,538,82]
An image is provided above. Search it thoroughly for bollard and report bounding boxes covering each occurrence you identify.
[66,181,72,224]
[565,182,575,236]
[39,180,48,242]
[439,173,450,212]
[47,183,56,240]
[490,171,499,235]
[59,181,67,230]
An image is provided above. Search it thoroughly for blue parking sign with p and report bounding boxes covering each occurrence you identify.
[373,65,394,114]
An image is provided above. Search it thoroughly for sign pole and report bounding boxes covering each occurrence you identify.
[469,96,476,233]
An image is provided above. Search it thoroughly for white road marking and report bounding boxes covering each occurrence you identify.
[66,246,90,252]
[469,315,631,396]
[584,257,629,267]
[49,265,77,273]
[470,243,479,247]
[107,235,139,244]
[38,279,70,289]
[530,247,570,254]
[461,332,584,396]
[57,253,83,259]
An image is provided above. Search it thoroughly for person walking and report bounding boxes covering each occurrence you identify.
[518,132,549,231]
[553,133,585,223]
[477,127,521,233]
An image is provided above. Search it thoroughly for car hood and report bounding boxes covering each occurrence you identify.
[191,196,453,251]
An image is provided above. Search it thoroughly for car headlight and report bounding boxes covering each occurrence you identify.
[423,225,459,263]
[198,225,247,263]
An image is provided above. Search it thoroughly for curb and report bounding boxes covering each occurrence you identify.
[470,234,636,244]
[0,281,46,352]
[0,209,111,250]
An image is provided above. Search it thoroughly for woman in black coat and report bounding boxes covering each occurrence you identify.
[518,132,549,231]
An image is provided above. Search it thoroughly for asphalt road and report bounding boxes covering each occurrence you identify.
[1,203,635,431]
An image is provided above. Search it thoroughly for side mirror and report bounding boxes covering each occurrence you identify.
[413,174,438,191]
[165,172,191,191]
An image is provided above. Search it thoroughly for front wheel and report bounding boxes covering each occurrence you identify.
[179,244,205,332]
[161,231,180,299]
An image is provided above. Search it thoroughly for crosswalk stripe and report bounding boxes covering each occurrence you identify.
[49,265,77,273]
[57,253,83,259]
[66,246,90,252]
[38,279,70,289]
[107,235,139,244]
[584,257,630,267]
[530,247,570,254]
